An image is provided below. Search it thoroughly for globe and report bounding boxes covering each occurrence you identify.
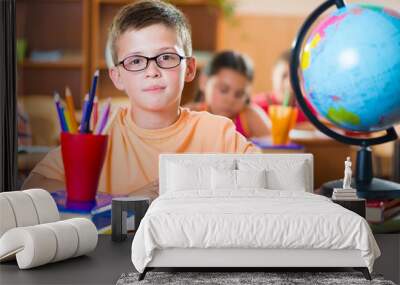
[291,1,400,199]
[300,3,400,132]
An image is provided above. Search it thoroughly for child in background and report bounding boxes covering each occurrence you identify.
[253,50,314,129]
[186,51,271,138]
[22,0,259,198]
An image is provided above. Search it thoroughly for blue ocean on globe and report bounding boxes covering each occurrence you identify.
[301,3,400,132]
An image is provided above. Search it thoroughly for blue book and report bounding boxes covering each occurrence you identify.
[51,190,113,214]
[51,191,113,231]
[251,138,304,150]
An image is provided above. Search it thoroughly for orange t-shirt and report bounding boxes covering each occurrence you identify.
[31,107,259,195]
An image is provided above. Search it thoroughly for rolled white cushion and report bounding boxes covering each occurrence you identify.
[64,218,98,257]
[0,196,17,238]
[42,221,79,262]
[0,218,98,269]
[23,189,59,224]
[0,226,57,269]
[0,192,39,227]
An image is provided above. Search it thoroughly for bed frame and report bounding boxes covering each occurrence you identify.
[138,154,372,281]
[139,248,371,280]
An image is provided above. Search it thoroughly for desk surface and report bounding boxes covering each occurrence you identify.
[0,235,134,285]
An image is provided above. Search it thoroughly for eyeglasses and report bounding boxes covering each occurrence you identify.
[117,52,189,72]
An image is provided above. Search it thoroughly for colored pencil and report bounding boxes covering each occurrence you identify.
[54,92,68,132]
[80,94,89,132]
[93,100,103,133]
[64,108,72,132]
[282,89,290,107]
[65,86,78,133]
[95,98,111,134]
[81,70,99,133]
[101,109,118,135]
[93,96,98,131]
[61,107,70,132]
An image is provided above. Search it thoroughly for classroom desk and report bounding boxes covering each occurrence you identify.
[394,140,400,182]
[0,235,134,285]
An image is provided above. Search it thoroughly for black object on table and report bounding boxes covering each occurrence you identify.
[332,198,366,218]
[112,196,150,242]
[0,235,134,285]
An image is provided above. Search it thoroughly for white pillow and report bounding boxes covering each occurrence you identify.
[167,163,210,191]
[211,169,267,190]
[166,159,236,192]
[236,169,267,189]
[238,159,308,191]
[266,167,306,191]
[211,168,236,190]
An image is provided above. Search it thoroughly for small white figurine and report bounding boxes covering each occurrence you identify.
[343,156,352,189]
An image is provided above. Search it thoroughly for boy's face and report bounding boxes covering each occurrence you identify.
[109,24,196,112]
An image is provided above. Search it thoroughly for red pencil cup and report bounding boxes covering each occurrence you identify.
[61,132,108,202]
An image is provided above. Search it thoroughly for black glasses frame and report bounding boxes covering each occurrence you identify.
[117,52,189,72]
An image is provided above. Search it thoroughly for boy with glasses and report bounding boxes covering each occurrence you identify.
[23,0,259,198]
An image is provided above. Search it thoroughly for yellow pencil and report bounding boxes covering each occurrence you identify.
[65,86,78,133]
[64,108,72,133]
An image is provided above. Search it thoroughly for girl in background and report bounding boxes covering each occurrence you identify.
[187,51,271,138]
[252,50,314,128]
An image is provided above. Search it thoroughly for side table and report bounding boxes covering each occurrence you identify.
[112,197,150,242]
[332,198,366,218]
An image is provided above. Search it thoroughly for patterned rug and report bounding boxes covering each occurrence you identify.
[117,271,395,285]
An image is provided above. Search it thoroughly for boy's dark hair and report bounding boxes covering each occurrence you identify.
[107,0,192,66]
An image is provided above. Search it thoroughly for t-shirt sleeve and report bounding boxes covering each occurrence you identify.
[31,146,65,181]
[222,119,261,154]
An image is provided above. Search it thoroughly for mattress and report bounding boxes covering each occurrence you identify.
[131,190,380,273]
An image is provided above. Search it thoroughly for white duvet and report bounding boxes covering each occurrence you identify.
[131,190,380,273]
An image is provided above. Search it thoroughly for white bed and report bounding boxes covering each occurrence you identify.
[131,154,380,281]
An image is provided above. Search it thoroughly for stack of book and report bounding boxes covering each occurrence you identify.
[50,190,134,234]
[331,188,358,200]
[366,199,400,233]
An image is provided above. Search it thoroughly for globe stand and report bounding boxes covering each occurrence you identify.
[290,0,400,199]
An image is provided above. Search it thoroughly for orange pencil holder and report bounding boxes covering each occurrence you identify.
[269,105,298,145]
[61,132,108,202]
